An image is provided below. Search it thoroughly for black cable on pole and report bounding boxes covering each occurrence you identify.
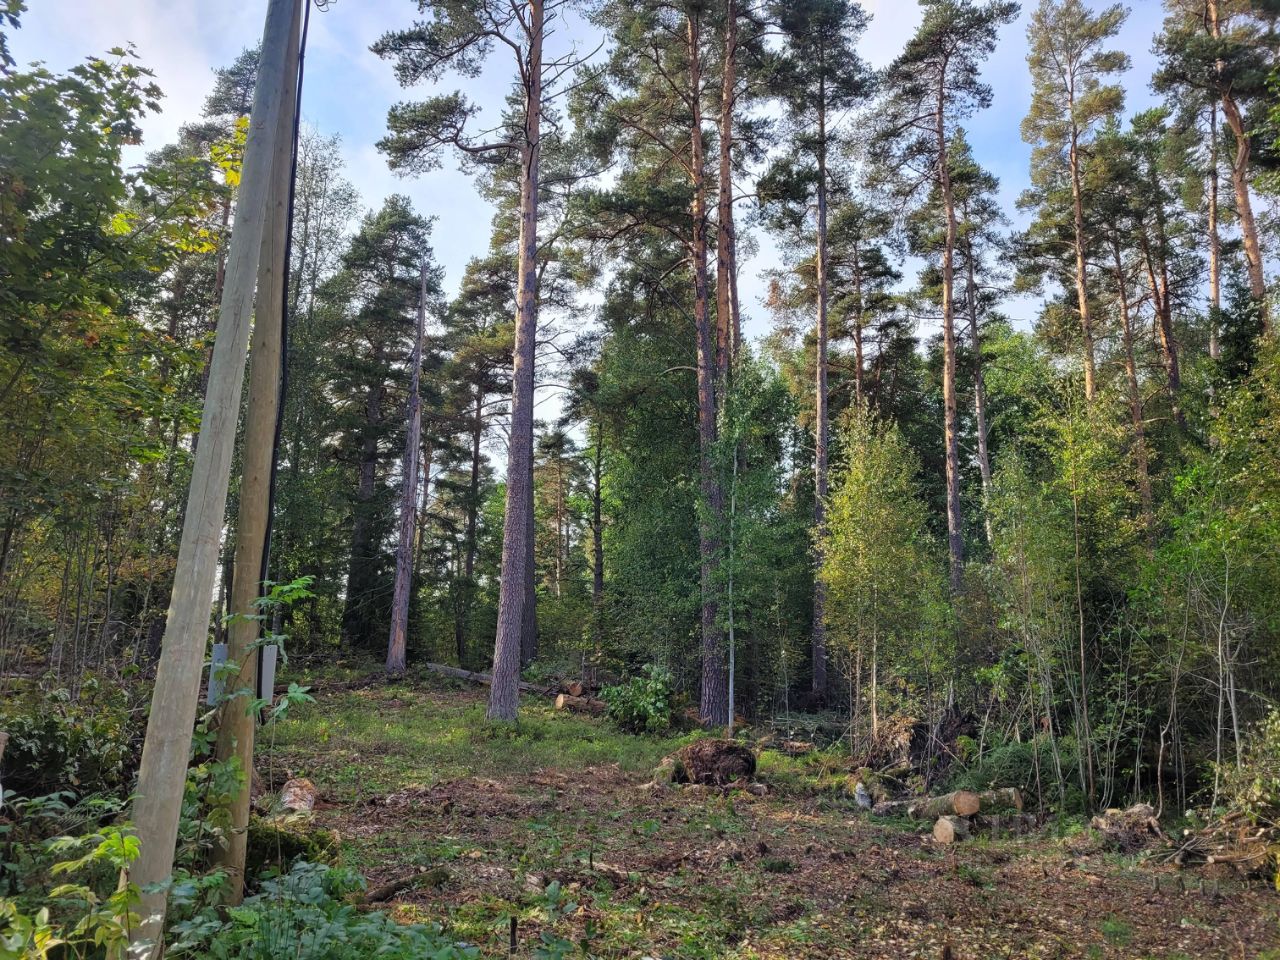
[258,0,312,661]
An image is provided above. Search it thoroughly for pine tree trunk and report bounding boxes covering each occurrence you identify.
[590,424,604,673]
[690,11,727,727]
[1209,2,1266,325]
[387,262,428,675]
[1207,103,1221,360]
[488,0,543,722]
[127,1,300,951]
[811,87,830,696]
[715,0,739,375]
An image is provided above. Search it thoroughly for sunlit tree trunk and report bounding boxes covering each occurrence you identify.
[488,0,543,721]
[127,1,300,951]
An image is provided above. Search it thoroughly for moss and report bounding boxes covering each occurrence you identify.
[246,815,340,876]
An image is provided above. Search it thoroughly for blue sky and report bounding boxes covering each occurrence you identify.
[11,0,1166,341]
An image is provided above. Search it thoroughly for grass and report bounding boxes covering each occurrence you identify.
[270,670,687,797]
[258,671,1280,959]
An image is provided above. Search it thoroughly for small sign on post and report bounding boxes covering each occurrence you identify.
[258,644,278,704]
[207,642,229,706]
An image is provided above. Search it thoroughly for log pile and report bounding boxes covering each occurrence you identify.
[1155,810,1279,879]
[869,786,1028,844]
[1089,803,1166,853]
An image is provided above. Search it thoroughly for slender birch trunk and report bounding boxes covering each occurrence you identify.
[937,76,964,593]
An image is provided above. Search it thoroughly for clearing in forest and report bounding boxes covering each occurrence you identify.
[269,676,1280,959]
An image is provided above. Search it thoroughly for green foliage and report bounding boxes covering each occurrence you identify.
[1219,708,1280,825]
[168,861,477,960]
[0,679,137,798]
[0,820,140,960]
[601,665,674,734]
[945,735,1085,813]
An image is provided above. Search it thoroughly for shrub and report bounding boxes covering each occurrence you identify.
[944,734,1085,813]
[600,666,673,734]
[0,678,139,799]
[1219,707,1280,822]
[168,861,477,960]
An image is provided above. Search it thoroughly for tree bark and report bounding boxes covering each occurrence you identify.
[962,228,992,545]
[1207,103,1221,360]
[386,261,428,675]
[812,75,830,696]
[1069,122,1098,400]
[488,0,543,722]
[715,0,740,375]
[127,1,300,952]
[1208,1,1266,325]
[455,385,484,667]
[340,345,384,649]
[937,74,964,594]
[690,12,727,727]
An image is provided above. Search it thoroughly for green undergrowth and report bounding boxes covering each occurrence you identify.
[271,672,689,797]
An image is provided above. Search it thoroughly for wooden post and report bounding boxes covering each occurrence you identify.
[387,261,428,675]
[209,0,302,905]
[126,0,301,954]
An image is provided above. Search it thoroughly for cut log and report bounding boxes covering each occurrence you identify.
[280,777,318,813]
[909,790,981,820]
[560,680,587,697]
[554,693,606,716]
[977,787,1023,813]
[933,815,971,844]
[871,798,916,817]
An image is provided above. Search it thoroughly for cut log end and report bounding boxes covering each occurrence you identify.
[554,693,606,716]
[933,815,971,844]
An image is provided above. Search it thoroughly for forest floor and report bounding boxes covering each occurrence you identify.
[269,673,1280,959]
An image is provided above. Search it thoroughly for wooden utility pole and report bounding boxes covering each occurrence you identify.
[209,0,302,905]
[126,0,301,953]
[387,261,428,675]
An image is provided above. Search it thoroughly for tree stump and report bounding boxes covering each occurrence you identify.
[672,739,756,785]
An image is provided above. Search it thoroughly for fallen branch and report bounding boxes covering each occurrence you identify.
[361,865,449,903]
[422,662,555,696]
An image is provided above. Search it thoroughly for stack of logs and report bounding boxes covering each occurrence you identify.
[872,787,1030,843]
[552,680,606,716]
